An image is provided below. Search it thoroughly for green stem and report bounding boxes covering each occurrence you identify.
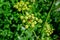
[45,0,55,22]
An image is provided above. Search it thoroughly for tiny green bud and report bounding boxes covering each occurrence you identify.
[26,12,29,15]
[25,16,28,19]
[29,5,32,8]
[26,2,29,4]
[28,15,31,18]
[14,5,18,9]
[38,19,43,23]
[22,7,26,10]
[31,24,35,27]
[20,16,24,19]
[34,21,37,24]
[18,8,21,11]
[25,25,29,28]
[35,17,38,21]
[32,16,35,19]
[22,20,26,23]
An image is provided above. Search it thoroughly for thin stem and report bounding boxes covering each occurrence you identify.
[33,31,40,40]
[39,7,42,12]
[45,0,55,22]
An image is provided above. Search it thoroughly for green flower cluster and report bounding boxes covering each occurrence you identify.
[20,12,43,29]
[14,1,31,11]
[44,22,54,36]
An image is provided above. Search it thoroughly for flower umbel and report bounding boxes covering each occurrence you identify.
[20,12,43,29]
[14,0,32,12]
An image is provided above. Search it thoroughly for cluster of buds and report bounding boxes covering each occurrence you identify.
[28,0,35,3]
[20,12,43,29]
[14,1,32,11]
[44,22,54,36]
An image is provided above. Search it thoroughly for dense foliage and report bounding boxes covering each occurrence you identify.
[0,0,60,40]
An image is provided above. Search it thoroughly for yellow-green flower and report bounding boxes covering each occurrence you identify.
[38,19,43,23]
[20,16,24,19]
[34,21,37,24]
[31,14,34,16]
[24,4,27,7]
[31,24,35,27]
[17,2,19,5]
[28,15,31,18]
[26,8,30,10]
[18,8,21,11]
[25,25,29,28]
[35,17,38,21]
[25,16,28,20]
[14,5,18,9]
[28,21,31,24]
[20,12,43,29]
[14,1,32,12]
[22,20,26,23]
[20,1,24,5]
[22,7,26,10]
[28,5,32,8]
[44,22,54,36]
[31,14,34,18]
[26,2,29,4]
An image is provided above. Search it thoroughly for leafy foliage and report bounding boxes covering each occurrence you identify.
[0,0,60,40]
